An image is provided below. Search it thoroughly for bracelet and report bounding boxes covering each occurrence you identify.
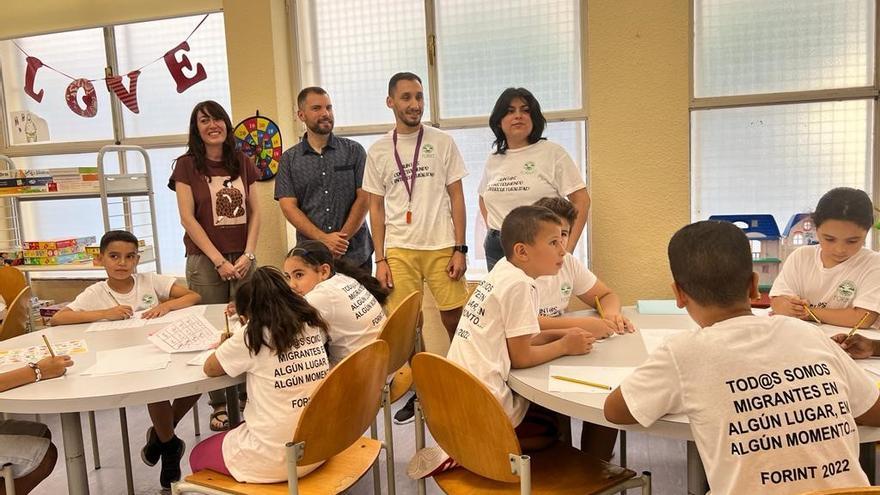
[214,260,227,270]
[375,258,388,264]
[28,362,42,382]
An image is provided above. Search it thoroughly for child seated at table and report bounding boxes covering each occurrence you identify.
[0,354,73,494]
[49,230,202,489]
[283,240,387,365]
[532,197,634,338]
[604,220,880,495]
[190,266,331,482]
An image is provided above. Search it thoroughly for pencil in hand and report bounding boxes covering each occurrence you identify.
[595,296,606,319]
[42,334,56,357]
[848,312,871,337]
[803,305,822,324]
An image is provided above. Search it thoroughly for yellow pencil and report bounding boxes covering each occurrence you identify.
[803,305,822,324]
[595,296,606,319]
[42,334,56,357]
[848,312,871,337]
[551,375,611,391]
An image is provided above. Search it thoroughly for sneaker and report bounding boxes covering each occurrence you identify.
[159,436,185,489]
[140,427,162,467]
[407,446,460,479]
[393,395,416,424]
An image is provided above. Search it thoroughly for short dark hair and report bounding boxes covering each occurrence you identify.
[287,240,389,304]
[489,87,547,154]
[812,187,874,231]
[388,72,422,96]
[533,197,577,227]
[501,205,562,258]
[297,86,328,109]
[100,230,139,253]
[668,221,753,307]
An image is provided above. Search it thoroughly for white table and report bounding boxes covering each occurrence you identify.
[508,307,880,495]
[0,304,243,495]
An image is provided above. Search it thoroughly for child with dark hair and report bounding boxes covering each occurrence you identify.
[190,266,331,483]
[49,230,202,489]
[771,187,880,328]
[532,197,633,337]
[605,220,880,495]
[283,240,387,365]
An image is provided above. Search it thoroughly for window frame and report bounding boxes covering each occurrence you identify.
[688,0,880,249]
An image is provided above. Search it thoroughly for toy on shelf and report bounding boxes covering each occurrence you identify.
[781,213,817,261]
[21,236,95,265]
[709,214,781,307]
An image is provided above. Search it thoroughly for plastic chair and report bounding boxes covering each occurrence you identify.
[411,352,651,494]
[373,290,422,495]
[172,339,390,495]
[0,286,30,342]
[1,464,15,495]
[0,266,25,310]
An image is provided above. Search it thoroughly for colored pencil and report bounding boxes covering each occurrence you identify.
[803,305,822,324]
[551,375,611,391]
[849,312,871,337]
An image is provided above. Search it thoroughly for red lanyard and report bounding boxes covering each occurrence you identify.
[392,126,424,224]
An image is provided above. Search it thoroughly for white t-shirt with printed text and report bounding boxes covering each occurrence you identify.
[619,315,879,495]
[446,258,540,426]
[535,253,597,317]
[362,126,468,250]
[66,273,175,313]
[304,273,385,366]
[478,140,586,230]
[770,246,880,319]
[217,325,330,483]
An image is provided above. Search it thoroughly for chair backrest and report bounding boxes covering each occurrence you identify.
[293,339,389,465]
[411,352,521,483]
[0,286,31,341]
[378,291,422,375]
[799,489,880,495]
[0,266,25,308]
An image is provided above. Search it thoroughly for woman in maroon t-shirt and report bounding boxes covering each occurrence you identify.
[168,101,260,433]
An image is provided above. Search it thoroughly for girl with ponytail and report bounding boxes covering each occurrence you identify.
[283,240,389,365]
[191,266,330,483]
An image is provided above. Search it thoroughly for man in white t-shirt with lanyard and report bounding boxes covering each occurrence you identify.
[363,72,469,423]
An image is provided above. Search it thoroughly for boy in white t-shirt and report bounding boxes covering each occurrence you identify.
[49,230,202,490]
[604,220,880,495]
[532,197,634,338]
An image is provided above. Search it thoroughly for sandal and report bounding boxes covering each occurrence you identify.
[209,408,230,432]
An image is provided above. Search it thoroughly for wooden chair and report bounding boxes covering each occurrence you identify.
[800,489,880,494]
[372,290,422,495]
[172,339,390,495]
[411,352,651,495]
[0,286,30,342]
[0,265,25,309]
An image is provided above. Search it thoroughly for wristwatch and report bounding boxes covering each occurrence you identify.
[244,252,256,262]
[28,362,42,382]
[452,245,468,254]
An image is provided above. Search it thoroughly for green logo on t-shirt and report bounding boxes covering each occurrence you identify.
[422,144,434,154]
[836,280,856,302]
[142,294,156,308]
[523,161,536,174]
[560,283,573,297]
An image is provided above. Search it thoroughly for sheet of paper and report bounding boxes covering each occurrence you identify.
[80,344,170,376]
[548,365,634,393]
[187,349,214,366]
[859,363,880,377]
[134,305,207,325]
[0,338,88,366]
[639,328,690,355]
[86,318,146,332]
[148,315,221,353]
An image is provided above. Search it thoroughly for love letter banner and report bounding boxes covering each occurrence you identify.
[13,14,211,118]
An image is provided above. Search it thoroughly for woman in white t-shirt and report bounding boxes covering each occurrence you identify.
[189,266,330,483]
[771,187,880,328]
[283,240,388,365]
[479,87,590,271]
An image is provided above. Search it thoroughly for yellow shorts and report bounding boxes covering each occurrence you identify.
[384,247,469,313]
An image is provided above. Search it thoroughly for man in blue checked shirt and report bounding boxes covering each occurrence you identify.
[275,87,373,272]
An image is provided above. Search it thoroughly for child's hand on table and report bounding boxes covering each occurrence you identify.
[103,305,134,320]
[141,302,171,319]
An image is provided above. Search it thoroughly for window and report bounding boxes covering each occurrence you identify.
[0,13,229,277]
[691,0,877,237]
[294,0,586,277]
